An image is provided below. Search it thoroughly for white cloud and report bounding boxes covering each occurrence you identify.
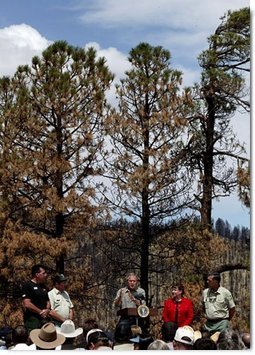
[85,41,131,80]
[77,0,249,85]
[79,0,248,31]
[84,42,132,107]
[0,24,51,76]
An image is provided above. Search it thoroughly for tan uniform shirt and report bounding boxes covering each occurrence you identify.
[114,286,146,309]
[48,287,74,319]
[202,286,235,319]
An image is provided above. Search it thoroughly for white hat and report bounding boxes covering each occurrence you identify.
[174,326,195,345]
[56,320,83,338]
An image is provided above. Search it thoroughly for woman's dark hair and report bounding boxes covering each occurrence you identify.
[161,322,177,342]
[172,282,185,294]
[12,325,29,344]
[86,330,110,349]
[193,338,217,350]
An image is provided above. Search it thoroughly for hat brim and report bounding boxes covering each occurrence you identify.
[57,327,83,338]
[30,329,65,349]
[210,331,221,343]
[129,336,152,344]
[129,336,140,343]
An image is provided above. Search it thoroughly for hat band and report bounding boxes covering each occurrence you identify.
[39,330,57,342]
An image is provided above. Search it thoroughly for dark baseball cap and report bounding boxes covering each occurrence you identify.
[54,274,67,283]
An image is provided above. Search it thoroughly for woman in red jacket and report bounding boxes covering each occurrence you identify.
[162,283,194,327]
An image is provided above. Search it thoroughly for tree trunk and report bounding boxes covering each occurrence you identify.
[201,96,215,232]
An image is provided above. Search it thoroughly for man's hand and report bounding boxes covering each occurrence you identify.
[40,309,50,318]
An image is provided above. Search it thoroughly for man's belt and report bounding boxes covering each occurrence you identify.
[207,318,228,323]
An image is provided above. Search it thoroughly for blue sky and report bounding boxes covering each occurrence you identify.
[0,0,250,229]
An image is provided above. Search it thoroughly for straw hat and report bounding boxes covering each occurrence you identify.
[194,330,202,342]
[56,320,83,338]
[210,331,221,343]
[30,322,65,349]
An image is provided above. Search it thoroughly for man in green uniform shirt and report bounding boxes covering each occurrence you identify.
[202,272,235,333]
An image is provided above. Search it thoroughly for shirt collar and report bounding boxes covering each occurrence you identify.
[53,287,62,294]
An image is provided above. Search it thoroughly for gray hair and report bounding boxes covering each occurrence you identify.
[126,272,139,281]
[217,329,246,350]
[147,339,169,350]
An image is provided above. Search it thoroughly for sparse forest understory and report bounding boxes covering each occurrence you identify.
[0,218,250,335]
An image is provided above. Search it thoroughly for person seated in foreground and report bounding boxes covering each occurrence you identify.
[173,326,195,350]
[29,322,65,350]
[10,325,36,350]
[193,337,217,350]
[86,329,113,350]
[147,339,170,350]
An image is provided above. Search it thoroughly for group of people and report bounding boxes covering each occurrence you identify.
[112,272,249,350]
[114,272,236,336]
[0,266,250,350]
[162,272,236,334]
[21,264,74,332]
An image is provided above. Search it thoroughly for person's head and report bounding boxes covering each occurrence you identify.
[131,325,142,337]
[193,338,217,350]
[173,326,194,350]
[86,329,111,350]
[4,330,14,349]
[161,322,177,342]
[171,283,185,300]
[31,264,47,283]
[126,273,139,290]
[242,332,250,348]
[12,325,29,345]
[114,319,132,344]
[201,330,211,339]
[82,319,99,346]
[129,335,154,350]
[147,339,169,350]
[30,322,65,350]
[114,320,133,344]
[217,329,246,350]
[53,274,67,292]
[207,272,221,291]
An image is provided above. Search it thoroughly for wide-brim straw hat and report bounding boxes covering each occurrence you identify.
[56,320,83,338]
[30,322,65,349]
[194,330,202,342]
[210,331,221,343]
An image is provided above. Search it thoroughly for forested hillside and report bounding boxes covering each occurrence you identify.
[0,7,250,335]
[0,219,250,334]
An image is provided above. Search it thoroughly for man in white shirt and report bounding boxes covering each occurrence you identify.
[48,274,74,327]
